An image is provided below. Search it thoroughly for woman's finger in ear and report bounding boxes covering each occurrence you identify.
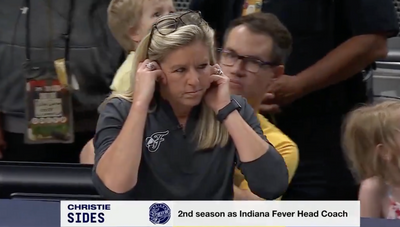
[156,70,166,84]
[213,64,222,72]
[151,61,161,70]
[139,59,150,70]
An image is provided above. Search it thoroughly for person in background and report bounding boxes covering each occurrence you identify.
[108,0,176,93]
[262,0,398,200]
[0,0,124,163]
[192,0,399,200]
[342,101,400,219]
[219,13,298,200]
[80,0,175,164]
[92,11,288,200]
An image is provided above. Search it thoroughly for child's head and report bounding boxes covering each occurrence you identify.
[107,0,175,52]
[343,100,400,185]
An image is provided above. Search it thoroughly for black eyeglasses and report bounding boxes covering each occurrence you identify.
[152,10,203,35]
[217,48,278,73]
[147,11,204,54]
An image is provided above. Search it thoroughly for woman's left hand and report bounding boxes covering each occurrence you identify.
[204,64,231,113]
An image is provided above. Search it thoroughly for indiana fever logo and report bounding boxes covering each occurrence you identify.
[145,130,169,152]
[149,203,171,225]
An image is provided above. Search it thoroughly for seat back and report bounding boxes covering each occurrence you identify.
[0,162,102,200]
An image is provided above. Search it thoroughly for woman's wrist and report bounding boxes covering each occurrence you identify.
[131,100,149,113]
[222,110,242,126]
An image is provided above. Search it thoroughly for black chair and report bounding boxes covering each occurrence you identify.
[0,162,102,201]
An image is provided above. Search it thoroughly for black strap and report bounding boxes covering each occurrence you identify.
[24,0,75,62]
[24,0,31,61]
[216,99,242,122]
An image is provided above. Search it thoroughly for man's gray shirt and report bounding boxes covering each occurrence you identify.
[92,95,288,200]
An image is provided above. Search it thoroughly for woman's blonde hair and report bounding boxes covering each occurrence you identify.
[342,100,400,184]
[110,11,229,149]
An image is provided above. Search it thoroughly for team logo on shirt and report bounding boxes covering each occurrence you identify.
[145,130,169,152]
[149,203,171,225]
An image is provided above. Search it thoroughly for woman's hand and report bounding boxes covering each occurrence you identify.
[132,60,165,106]
[204,64,231,113]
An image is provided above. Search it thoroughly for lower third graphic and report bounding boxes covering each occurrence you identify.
[149,203,171,225]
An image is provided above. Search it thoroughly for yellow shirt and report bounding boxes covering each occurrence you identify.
[234,114,299,199]
[110,51,135,92]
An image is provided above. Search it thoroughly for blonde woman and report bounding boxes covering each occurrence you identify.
[343,100,400,219]
[92,11,288,200]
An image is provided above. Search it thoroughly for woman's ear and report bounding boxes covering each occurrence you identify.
[157,63,167,85]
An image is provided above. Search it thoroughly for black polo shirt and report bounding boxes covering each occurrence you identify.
[262,0,399,118]
[92,95,288,200]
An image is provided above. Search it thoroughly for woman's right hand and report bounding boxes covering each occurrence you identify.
[132,60,165,106]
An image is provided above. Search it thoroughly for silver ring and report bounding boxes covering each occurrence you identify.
[146,62,156,71]
[216,68,223,75]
